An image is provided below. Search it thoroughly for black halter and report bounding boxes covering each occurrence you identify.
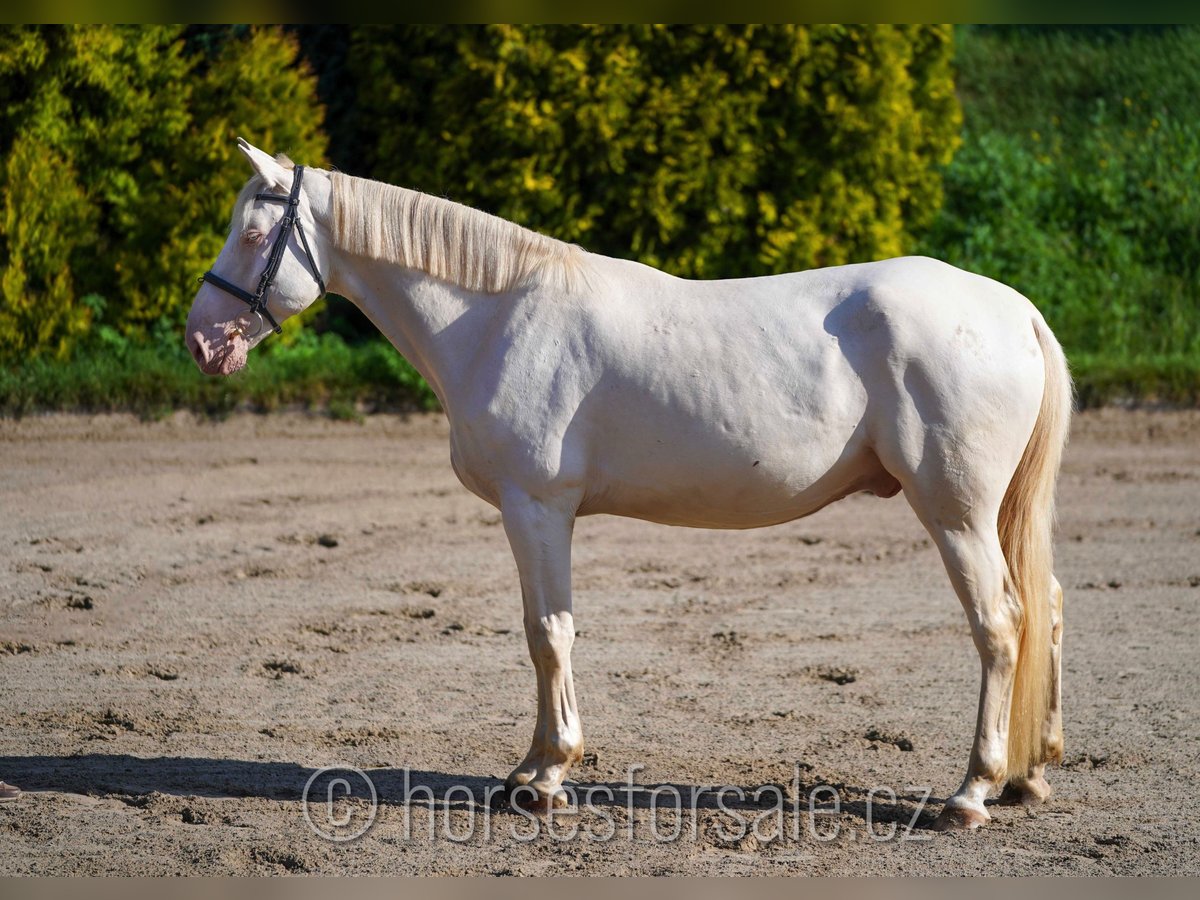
[200,164,326,336]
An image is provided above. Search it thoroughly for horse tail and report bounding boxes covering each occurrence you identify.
[999,315,1072,780]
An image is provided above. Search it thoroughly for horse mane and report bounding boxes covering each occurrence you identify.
[329,172,584,294]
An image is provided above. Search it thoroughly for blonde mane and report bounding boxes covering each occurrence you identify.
[330,172,583,294]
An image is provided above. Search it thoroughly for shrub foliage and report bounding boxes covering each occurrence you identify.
[0,25,326,359]
[920,26,1200,359]
[344,25,960,279]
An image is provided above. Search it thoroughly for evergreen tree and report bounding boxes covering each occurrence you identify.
[0,25,326,359]
[344,25,960,280]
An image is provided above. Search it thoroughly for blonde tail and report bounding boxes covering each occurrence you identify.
[1000,316,1072,780]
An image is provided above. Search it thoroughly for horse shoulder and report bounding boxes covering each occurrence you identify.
[448,297,599,503]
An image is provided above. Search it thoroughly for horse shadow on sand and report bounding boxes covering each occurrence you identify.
[0,753,948,831]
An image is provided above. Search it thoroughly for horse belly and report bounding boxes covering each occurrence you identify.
[578,391,882,528]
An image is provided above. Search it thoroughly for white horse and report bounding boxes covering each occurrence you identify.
[187,139,1071,831]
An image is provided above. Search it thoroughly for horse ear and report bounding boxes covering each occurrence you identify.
[236,137,290,190]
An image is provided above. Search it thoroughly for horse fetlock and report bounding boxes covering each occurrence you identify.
[1044,730,1064,764]
[975,752,1008,788]
[539,732,583,767]
[509,732,581,787]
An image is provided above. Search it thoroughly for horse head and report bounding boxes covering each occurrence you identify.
[186,138,331,375]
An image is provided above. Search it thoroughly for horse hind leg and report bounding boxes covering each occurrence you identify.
[999,573,1063,807]
[919,509,1023,831]
[904,444,1059,830]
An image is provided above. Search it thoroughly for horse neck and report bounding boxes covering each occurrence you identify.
[326,253,501,411]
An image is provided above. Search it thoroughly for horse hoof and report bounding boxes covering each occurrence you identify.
[505,780,568,812]
[998,776,1052,807]
[932,803,990,832]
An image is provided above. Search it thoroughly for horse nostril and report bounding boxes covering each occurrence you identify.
[188,331,211,368]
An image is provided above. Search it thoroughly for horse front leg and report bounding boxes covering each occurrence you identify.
[501,491,583,809]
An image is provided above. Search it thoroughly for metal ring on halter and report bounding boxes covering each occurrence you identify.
[231,309,267,340]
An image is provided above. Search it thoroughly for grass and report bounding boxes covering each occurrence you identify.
[0,332,437,420]
[1067,353,1200,409]
[953,25,1200,140]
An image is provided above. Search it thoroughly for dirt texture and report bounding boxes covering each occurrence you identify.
[0,409,1197,875]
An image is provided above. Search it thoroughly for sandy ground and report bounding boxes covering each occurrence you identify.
[0,408,1197,875]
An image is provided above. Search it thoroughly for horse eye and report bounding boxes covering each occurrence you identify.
[242,231,264,246]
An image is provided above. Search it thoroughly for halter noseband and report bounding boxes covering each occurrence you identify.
[199,164,326,336]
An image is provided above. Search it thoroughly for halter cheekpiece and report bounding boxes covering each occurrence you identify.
[199,164,326,336]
